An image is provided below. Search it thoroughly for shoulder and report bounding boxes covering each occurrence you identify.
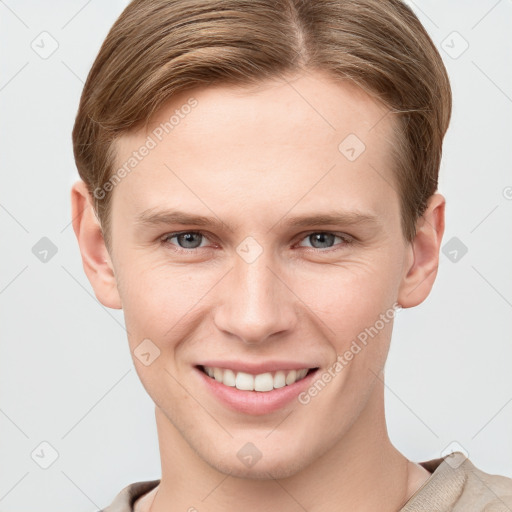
[99,479,160,512]
[460,457,512,511]
[402,452,512,511]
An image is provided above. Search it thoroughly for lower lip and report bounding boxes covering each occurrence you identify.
[195,366,319,415]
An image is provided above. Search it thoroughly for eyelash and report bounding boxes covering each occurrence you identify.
[160,230,354,254]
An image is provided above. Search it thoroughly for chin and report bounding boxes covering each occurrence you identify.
[203,449,310,481]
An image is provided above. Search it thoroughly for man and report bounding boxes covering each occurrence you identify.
[70,0,512,510]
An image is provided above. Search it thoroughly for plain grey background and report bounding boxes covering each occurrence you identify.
[1,1,511,511]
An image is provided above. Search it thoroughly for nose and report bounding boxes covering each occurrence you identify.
[213,248,298,346]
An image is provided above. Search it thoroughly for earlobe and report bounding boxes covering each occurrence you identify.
[397,193,445,308]
[70,180,122,309]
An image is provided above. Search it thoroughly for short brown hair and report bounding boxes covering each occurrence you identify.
[72,0,452,249]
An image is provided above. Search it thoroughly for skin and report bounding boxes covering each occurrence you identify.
[71,69,444,511]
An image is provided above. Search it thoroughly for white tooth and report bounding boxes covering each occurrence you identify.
[254,372,274,392]
[285,370,297,385]
[205,366,309,390]
[223,369,236,387]
[297,369,308,380]
[273,370,286,388]
[235,371,254,391]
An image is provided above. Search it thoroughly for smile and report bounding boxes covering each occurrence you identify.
[199,365,316,392]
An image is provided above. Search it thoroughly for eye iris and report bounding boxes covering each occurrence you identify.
[171,233,340,250]
[178,233,202,249]
[310,233,335,249]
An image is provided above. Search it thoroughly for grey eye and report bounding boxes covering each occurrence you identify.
[300,233,339,249]
[165,232,205,249]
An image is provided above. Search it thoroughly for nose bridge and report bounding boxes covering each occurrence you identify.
[214,240,296,344]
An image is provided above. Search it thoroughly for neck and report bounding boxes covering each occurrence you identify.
[147,379,423,512]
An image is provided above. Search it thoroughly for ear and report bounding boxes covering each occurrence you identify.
[397,192,445,308]
[70,180,122,309]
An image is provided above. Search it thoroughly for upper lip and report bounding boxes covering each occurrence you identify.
[196,360,319,374]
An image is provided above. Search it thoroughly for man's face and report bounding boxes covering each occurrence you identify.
[108,70,413,478]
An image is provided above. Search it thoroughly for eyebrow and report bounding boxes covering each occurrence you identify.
[135,208,380,232]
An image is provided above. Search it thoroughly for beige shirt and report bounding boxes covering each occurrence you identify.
[100,452,512,511]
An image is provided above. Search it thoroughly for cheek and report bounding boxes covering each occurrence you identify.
[117,265,211,405]
[118,262,217,348]
[117,242,404,356]
[293,257,401,343]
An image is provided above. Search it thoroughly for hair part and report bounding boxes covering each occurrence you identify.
[72,0,452,250]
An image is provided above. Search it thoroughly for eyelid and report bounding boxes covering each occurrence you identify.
[161,229,354,252]
[294,229,354,243]
[161,230,215,249]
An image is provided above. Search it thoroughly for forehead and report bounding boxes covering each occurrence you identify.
[111,70,399,225]
[136,70,392,149]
